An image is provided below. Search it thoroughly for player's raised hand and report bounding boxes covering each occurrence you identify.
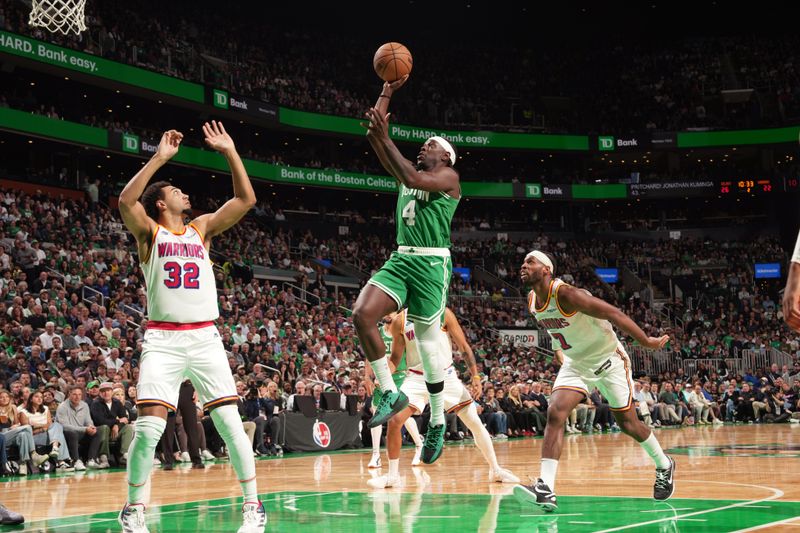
[203,120,236,155]
[643,335,670,350]
[382,74,409,95]
[364,108,390,139]
[155,129,183,161]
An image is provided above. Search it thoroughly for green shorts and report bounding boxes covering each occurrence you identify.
[373,372,407,405]
[367,250,452,325]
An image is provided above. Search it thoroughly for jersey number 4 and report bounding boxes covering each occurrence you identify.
[401,200,416,226]
[163,262,200,289]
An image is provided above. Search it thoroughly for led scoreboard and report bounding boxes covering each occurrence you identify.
[719,179,773,194]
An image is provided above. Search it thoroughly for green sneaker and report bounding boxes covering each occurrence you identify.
[421,423,445,464]
[368,390,409,428]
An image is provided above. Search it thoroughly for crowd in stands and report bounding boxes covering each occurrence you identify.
[0,183,798,477]
[3,2,800,133]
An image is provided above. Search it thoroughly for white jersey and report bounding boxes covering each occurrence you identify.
[402,310,452,372]
[141,223,218,323]
[528,278,619,368]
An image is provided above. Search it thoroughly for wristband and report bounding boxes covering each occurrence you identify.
[378,94,390,99]
[793,230,800,264]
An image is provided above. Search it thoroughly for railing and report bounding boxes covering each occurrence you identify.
[81,284,105,310]
[473,265,522,296]
[626,346,681,376]
[740,348,796,370]
[281,282,321,306]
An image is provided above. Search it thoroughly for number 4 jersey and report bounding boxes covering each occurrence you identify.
[528,278,620,369]
[141,223,219,323]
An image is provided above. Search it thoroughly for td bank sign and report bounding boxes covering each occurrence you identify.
[598,135,641,151]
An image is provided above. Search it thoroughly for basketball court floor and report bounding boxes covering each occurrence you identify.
[3,424,799,532]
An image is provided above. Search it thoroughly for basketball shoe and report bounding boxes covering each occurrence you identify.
[368,452,382,469]
[421,423,445,464]
[118,503,149,533]
[411,443,423,466]
[237,501,267,533]
[368,391,409,428]
[367,473,401,489]
[489,467,520,483]
[513,478,557,512]
[654,456,676,500]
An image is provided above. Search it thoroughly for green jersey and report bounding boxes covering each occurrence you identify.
[396,184,459,248]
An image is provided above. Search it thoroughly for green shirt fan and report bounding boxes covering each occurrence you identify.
[29,0,87,35]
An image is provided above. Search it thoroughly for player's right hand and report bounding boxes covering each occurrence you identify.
[364,376,374,396]
[155,129,183,161]
[643,335,670,350]
[382,74,409,95]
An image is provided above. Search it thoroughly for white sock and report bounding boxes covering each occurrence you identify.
[211,405,258,502]
[414,321,445,426]
[459,404,500,471]
[639,432,671,469]
[126,416,166,505]
[388,458,399,478]
[540,458,558,490]
[404,418,423,447]
[429,391,445,426]
[370,358,397,393]
[371,425,382,454]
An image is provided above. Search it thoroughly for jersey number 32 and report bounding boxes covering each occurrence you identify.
[163,262,200,289]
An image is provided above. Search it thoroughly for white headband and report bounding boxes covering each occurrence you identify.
[427,136,457,166]
[526,250,553,272]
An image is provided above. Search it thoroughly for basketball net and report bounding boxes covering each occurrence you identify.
[29,0,87,35]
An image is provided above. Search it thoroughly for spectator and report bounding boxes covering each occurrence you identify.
[89,381,133,464]
[55,386,109,470]
[18,390,73,472]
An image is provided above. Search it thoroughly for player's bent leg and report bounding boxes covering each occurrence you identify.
[456,404,519,483]
[119,405,167,533]
[404,417,424,466]
[514,388,584,513]
[209,404,266,533]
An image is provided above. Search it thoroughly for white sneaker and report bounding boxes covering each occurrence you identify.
[56,461,75,473]
[201,449,216,461]
[74,459,86,471]
[118,503,149,533]
[367,473,400,489]
[180,452,191,463]
[32,451,50,467]
[495,433,508,440]
[153,457,161,466]
[87,459,100,469]
[411,445,423,466]
[489,467,520,483]
[237,501,267,533]
[712,418,723,425]
[18,463,27,476]
[99,455,111,469]
[367,453,382,469]
[49,440,61,458]
[121,452,128,465]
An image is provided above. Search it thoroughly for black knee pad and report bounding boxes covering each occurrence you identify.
[425,381,444,394]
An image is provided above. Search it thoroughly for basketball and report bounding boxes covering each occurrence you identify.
[373,42,413,82]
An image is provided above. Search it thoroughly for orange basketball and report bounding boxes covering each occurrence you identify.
[373,42,413,82]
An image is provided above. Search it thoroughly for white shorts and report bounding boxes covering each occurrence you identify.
[401,366,473,414]
[137,324,237,411]
[553,345,635,411]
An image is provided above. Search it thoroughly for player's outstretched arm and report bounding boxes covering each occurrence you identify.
[444,309,478,379]
[191,121,256,242]
[557,285,669,350]
[118,129,182,245]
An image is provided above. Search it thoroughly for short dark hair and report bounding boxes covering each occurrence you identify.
[141,181,171,221]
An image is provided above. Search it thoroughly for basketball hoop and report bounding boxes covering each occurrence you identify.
[29,0,87,36]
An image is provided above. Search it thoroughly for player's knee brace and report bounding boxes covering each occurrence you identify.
[425,381,444,394]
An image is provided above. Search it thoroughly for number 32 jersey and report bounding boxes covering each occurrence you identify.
[528,278,619,368]
[141,223,219,323]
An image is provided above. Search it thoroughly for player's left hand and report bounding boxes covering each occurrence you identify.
[642,335,670,350]
[382,74,409,95]
[203,120,236,155]
[470,376,483,399]
[363,107,390,140]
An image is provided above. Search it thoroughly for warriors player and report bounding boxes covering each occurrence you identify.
[367,308,519,489]
[365,312,424,469]
[514,251,673,512]
[117,123,265,533]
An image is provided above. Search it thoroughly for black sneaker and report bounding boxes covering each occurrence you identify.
[367,390,410,428]
[654,456,676,501]
[513,478,557,512]
[421,423,446,464]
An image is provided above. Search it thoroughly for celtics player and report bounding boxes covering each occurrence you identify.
[353,75,460,464]
[513,251,673,512]
[365,312,424,468]
[368,308,519,489]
